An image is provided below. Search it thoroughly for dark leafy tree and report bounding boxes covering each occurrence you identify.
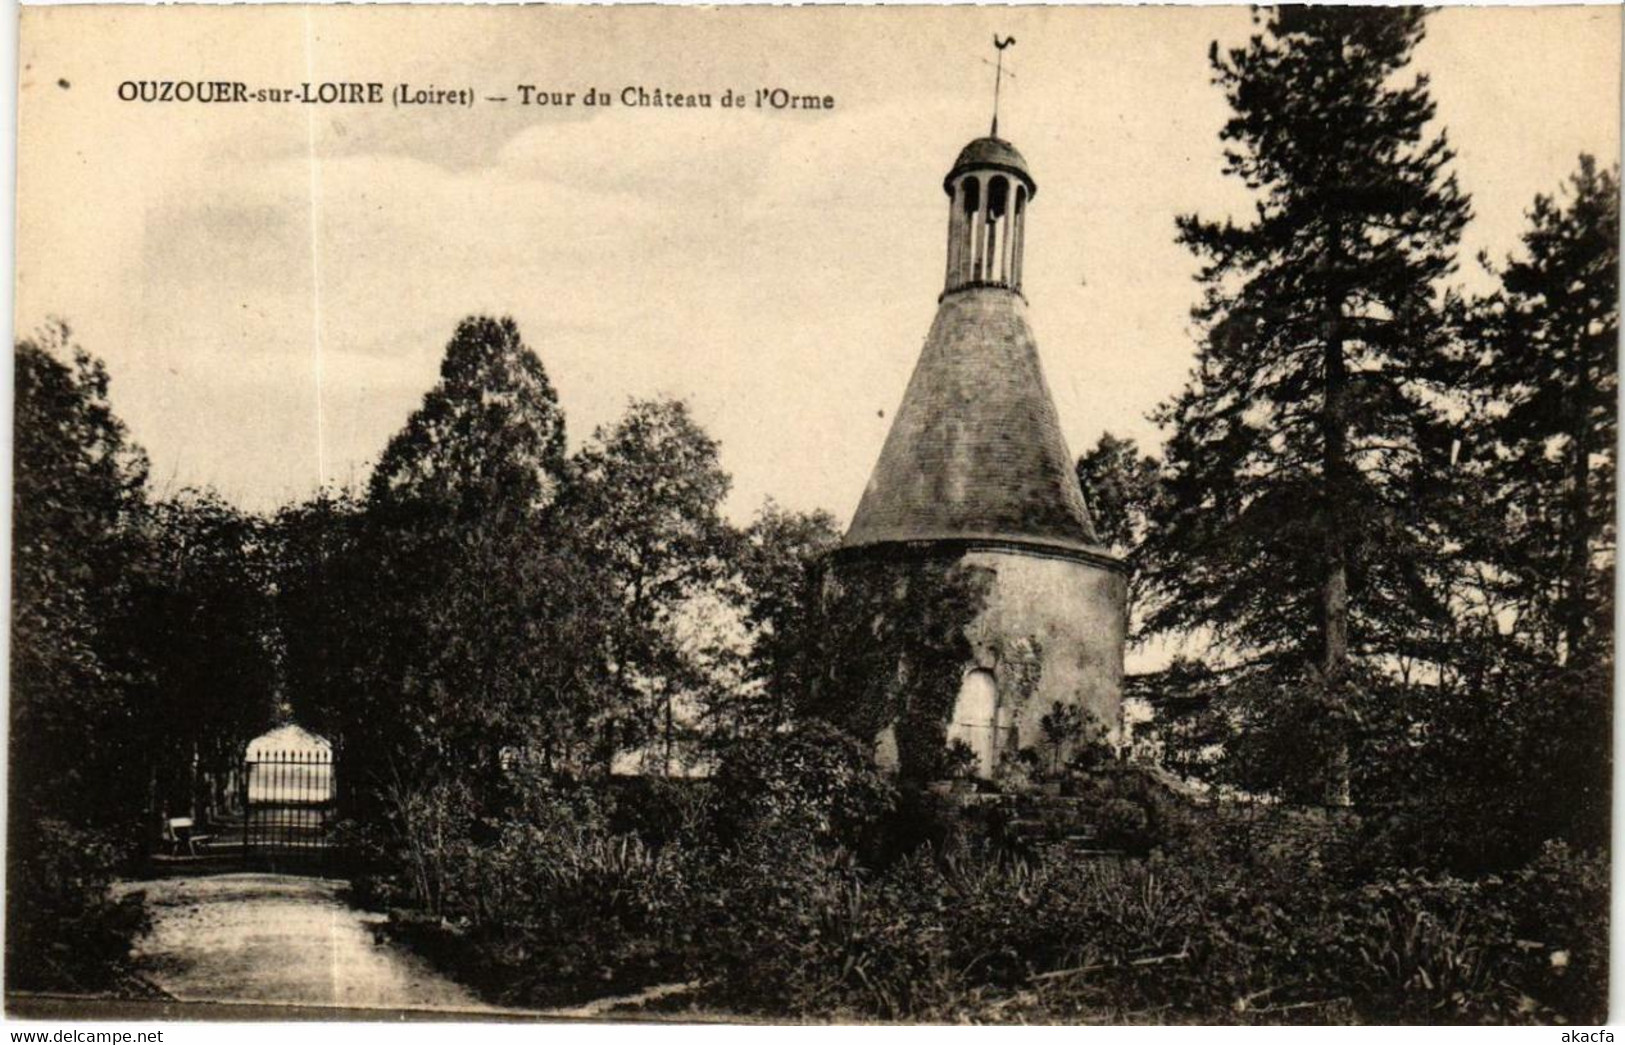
[369,315,566,518]
[9,323,151,990]
[270,487,369,744]
[1144,6,1472,803]
[351,316,570,804]
[560,397,735,773]
[1076,432,1161,616]
[1352,157,1624,870]
[730,500,842,734]
[132,489,279,821]
[1076,433,1160,558]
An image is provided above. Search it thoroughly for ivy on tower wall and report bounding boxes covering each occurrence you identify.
[810,555,993,780]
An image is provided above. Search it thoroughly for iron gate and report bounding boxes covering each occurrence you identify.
[240,748,336,864]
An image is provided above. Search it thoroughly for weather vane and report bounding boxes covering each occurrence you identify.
[990,35,1017,138]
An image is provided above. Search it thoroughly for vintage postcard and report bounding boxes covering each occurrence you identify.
[9,3,1620,1026]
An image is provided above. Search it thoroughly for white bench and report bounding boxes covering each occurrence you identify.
[161,817,212,856]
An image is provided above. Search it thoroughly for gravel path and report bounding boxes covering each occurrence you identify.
[117,873,497,1014]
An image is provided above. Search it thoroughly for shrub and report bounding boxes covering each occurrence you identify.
[6,820,150,993]
[701,839,1219,1022]
[1097,798,1151,849]
[603,776,712,848]
[939,845,1204,992]
[455,822,703,1005]
[1493,841,1609,1023]
[388,778,710,1008]
[375,777,479,917]
[699,837,969,1020]
[1325,872,1522,1022]
[710,720,896,849]
[1063,761,1192,854]
[1353,658,1612,874]
[938,739,980,780]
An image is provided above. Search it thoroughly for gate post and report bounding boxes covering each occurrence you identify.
[241,754,250,863]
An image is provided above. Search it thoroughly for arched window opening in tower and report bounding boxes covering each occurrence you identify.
[952,177,976,287]
[986,176,1009,284]
[961,176,981,287]
[1012,186,1027,289]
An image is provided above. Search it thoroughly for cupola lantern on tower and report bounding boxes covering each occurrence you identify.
[943,136,1035,294]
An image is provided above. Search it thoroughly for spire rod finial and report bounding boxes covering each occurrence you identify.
[991,35,1016,138]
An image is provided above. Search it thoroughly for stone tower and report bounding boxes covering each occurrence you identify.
[822,132,1126,781]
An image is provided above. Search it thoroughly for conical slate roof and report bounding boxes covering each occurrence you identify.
[843,287,1101,555]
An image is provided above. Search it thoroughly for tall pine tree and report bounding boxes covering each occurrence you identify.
[1470,156,1618,666]
[1143,7,1471,803]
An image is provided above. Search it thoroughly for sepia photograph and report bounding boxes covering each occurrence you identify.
[7,2,1621,1026]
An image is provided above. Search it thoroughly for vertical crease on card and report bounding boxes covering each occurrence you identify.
[303,6,328,490]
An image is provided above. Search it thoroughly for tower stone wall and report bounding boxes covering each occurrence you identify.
[960,549,1126,752]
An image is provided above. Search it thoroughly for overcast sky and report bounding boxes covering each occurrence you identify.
[16,5,1620,528]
